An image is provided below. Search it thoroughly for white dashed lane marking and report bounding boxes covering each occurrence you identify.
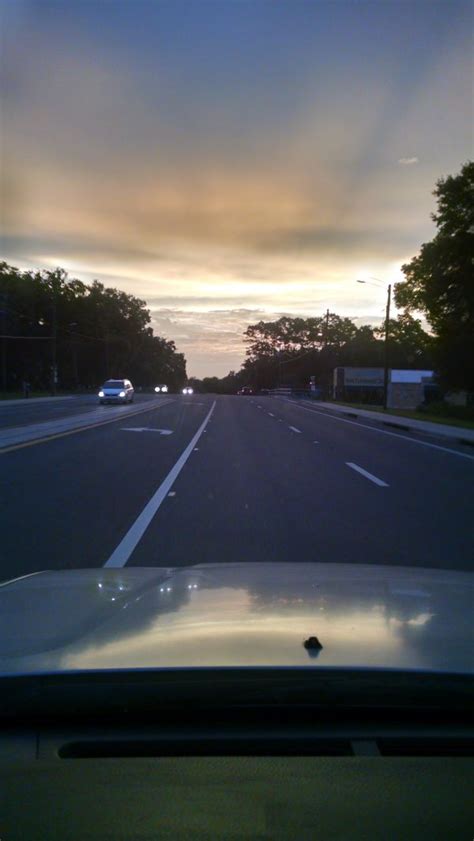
[346,462,389,487]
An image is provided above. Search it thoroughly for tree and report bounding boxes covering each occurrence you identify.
[0,262,187,391]
[375,314,433,369]
[244,314,357,361]
[394,161,474,390]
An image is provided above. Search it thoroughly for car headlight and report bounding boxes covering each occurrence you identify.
[182,388,187,394]
[162,385,168,392]
[98,391,105,397]
[155,386,161,392]
[188,387,193,394]
[119,391,126,397]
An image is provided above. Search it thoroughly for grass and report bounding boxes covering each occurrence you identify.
[328,401,474,431]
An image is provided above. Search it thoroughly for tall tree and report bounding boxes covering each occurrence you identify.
[0,262,187,391]
[394,161,474,390]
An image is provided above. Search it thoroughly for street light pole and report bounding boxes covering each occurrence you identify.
[383,284,391,410]
[51,293,57,395]
[356,277,392,410]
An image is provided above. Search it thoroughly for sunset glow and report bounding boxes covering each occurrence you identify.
[2,0,471,375]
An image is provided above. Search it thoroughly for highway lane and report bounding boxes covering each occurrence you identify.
[0,394,205,579]
[0,392,160,430]
[0,395,473,582]
[128,395,474,570]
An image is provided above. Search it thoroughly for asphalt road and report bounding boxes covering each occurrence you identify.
[0,392,156,430]
[1,394,473,582]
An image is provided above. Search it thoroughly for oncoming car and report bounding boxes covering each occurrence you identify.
[154,385,169,393]
[98,379,134,404]
[182,386,194,394]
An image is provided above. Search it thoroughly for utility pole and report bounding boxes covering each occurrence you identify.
[324,308,330,398]
[0,292,7,392]
[383,284,392,410]
[51,292,57,395]
[356,277,392,410]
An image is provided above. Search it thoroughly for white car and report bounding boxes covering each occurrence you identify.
[98,379,134,404]
[182,386,194,394]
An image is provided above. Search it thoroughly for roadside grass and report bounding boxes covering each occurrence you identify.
[328,401,474,430]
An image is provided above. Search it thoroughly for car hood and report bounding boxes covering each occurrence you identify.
[0,563,472,675]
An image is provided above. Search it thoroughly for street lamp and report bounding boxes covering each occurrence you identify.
[356,277,392,410]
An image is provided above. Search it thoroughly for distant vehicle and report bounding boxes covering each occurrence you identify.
[182,386,194,394]
[98,379,134,404]
[155,385,169,393]
[238,386,253,395]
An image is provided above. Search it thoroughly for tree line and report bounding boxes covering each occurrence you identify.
[0,263,187,392]
[192,312,433,396]
[193,161,473,398]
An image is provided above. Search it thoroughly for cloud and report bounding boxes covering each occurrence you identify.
[150,307,268,377]
[1,2,470,377]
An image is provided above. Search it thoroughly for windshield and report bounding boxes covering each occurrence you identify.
[0,0,472,696]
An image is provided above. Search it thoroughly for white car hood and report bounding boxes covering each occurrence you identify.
[0,563,472,675]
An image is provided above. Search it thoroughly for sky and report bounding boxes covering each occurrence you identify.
[1,0,472,377]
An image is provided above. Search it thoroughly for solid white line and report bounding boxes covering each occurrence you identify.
[346,462,389,487]
[289,426,302,433]
[104,401,216,568]
[283,400,474,461]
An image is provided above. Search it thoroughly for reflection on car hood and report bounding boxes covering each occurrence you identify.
[0,563,472,675]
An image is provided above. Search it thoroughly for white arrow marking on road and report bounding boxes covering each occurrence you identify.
[104,401,216,568]
[121,427,173,435]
